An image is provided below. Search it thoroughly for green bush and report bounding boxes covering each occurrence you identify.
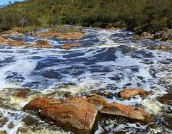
[0,0,172,33]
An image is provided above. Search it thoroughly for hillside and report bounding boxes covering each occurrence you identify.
[0,0,172,33]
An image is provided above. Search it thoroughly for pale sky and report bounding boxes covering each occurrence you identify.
[0,0,25,5]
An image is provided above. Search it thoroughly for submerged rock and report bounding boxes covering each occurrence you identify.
[23,98,98,134]
[61,43,83,50]
[119,88,152,99]
[100,102,151,123]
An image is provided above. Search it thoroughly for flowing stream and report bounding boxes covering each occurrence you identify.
[0,28,172,134]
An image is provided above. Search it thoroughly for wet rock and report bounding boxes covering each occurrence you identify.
[28,40,53,48]
[142,99,162,115]
[24,97,98,134]
[23,98,60,112]
[0,36,25,47]
[8,122,14,129]
[0,36,6,43]
[141,32,154,39]
[163,116,172,129]
[157,91,172,104]
[100,103,151,123]
[0,117,8,127]
[38,32,85,40]
[7,39,25,47]
[87,94,108,108]
[41,70,62,79]
[61,43,83,50]
[0,131,7,134]
[22,116,39,126]
[119,88,152,99]
[15,89,31,98]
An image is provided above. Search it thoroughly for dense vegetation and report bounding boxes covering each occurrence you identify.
[0,0,172,33]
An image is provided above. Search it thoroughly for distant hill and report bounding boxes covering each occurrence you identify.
[0,0,172,33]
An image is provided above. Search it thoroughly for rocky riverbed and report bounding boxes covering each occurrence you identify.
[0,26,172,134]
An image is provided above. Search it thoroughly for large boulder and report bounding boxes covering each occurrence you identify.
[120,88,152,99]
[100,102,151,123]
[23,98,98,134]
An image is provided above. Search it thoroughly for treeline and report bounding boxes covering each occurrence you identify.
[0,0,172,33]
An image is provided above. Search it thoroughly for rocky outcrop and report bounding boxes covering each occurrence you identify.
[23,93,153,133]
[1,30,24,37]
[154,29,172,41]
[27,40,53,48]
[100,102,151,123]
[61,43,83,50]
[0,36,25,47]
[7,39,25,47]
[0,36,53,48]
[37,32,85,40]
[141,32,154,39]
[120,88,152,99]
[23,98,98,134]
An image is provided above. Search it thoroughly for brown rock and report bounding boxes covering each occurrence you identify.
[120,88,152,99]
[141,32,154,39]
[87,94,108,107]
[100,103,151,123]
[38,32,85,40]
[15,89,31,98]
[0,36,25,47]
[7,39,25,47]
[61,43,83,50]
[164,116,172,129]
[0,117,8,127]
[28,40,53,48]
[0,131,7,134]
[157,91,172,104]
[1,30,23,36]
[23,97,98,134]
[23,98,61,112]
[22,116,39,126]
[0,36,6,43]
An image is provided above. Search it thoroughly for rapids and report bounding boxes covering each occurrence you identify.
[0,28,172,134]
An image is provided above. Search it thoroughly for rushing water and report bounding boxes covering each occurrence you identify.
[0,28,172,134]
